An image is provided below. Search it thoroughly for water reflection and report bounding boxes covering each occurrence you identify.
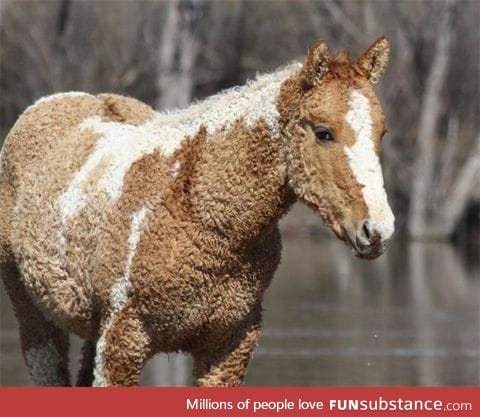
[1,237,478,386]
[245,237,479,386]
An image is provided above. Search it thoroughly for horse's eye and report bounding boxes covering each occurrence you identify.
[315,127,334,142]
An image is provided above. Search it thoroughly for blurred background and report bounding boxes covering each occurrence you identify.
[0,0,478,386]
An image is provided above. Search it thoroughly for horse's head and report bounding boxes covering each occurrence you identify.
[280,37,394,259]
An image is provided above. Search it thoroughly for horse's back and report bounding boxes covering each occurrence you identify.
[3,92,154,183]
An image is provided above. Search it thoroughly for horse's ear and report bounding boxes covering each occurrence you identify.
[301,39,330,90]
[358,36,390,84]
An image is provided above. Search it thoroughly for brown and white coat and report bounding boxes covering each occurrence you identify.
[0,37,394,386]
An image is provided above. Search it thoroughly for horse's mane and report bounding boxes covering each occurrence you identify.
[161,61,302,116]
[153,62,302,135]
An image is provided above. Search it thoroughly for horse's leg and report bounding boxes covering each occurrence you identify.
[76,340,96,386]
[192,320,261,386]
[93,307,151,386]
[1,262,71,386]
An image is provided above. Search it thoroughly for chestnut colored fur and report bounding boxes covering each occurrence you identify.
[0,38,393,386]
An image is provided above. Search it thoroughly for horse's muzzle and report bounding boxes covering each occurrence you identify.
[344,220,394,260]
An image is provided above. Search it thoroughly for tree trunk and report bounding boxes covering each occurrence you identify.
[436,134,480,237]
[156,0,206,110]
[407,2,454,238]
[56,0,71,37]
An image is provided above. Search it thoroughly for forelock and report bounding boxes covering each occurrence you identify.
[325,52,365,84]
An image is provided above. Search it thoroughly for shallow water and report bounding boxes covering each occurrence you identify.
[1,236,478,386]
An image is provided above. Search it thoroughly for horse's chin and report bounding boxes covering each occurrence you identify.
[351,246,383,260]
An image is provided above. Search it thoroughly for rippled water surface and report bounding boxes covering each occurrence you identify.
[1,236,478,386]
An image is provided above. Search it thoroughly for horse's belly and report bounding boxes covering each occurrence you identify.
[133,257,269,353]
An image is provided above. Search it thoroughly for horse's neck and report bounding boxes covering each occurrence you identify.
[161,63,301,245]
[189,122,293,246]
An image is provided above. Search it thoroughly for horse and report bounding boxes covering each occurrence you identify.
[0,36,394,386]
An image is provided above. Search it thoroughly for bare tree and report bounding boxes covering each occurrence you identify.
[156,0,207,110]
[407,1,479,239]
[407,1,455,238]
[435,134,480,237]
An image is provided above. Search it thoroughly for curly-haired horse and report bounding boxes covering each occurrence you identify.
[0,37,394,386]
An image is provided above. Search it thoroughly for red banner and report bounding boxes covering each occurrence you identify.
[0,387,476,417]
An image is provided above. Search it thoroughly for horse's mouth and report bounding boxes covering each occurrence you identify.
[330,220,388,260]
[344,230,366,258]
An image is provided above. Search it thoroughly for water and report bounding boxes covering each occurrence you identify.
[245,237,479,386]
[1,236,478,386]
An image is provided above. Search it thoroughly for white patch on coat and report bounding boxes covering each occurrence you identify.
[58,63,300,221]
[93,207,148,387]
[57,118,158,220]
[344,90,395,239]
[170,160,181,177]
[109,207,147,310]
[25,341,65,386]
[34,92,93,105]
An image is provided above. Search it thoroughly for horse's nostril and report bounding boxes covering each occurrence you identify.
[362,222,371,241]
[353,220,392,256]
